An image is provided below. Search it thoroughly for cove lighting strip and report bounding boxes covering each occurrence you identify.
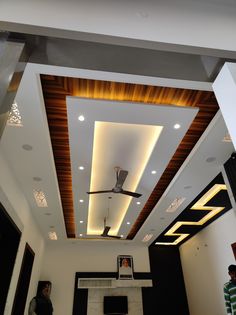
[155,184,227,246]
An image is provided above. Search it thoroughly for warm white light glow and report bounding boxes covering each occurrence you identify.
[79,199,84,203]
[33,190,48,207]
[151,170,157,174]
[79,234,83,237]
[156,184,227,246]
[136,201,141,205]
[48,231,57,240]
[120,235,124,238]
[174,123,181,129]
[79,166,84,170]
[79,220,84,224]
[78,115,85,121]
[88,121,163,235]
[127,221,130,225]
[7,101,23,127]
[223,133,232,142]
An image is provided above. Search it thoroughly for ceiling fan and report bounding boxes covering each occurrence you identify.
[100,218,121,239]
[87,167,142,198]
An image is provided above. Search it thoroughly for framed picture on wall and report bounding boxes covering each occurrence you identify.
[117,255,134,279]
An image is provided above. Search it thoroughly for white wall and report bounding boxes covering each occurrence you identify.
[0,151,45,315]
[180,208,236,315]
[41,242,150,315]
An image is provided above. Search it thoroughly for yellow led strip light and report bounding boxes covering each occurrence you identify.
[155,184,227,246]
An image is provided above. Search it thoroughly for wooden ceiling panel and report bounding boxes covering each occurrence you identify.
[40,75,219,238]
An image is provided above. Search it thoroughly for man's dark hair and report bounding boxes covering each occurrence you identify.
[228,265,236,273]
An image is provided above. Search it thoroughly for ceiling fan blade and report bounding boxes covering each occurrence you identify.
[107,235,121,239]
[115,170,128,189]
[121,190,142,198]
[101,226,111,236]
[87,190,113,194]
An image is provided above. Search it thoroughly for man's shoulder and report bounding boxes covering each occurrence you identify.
[224,281,231,288]
[224,280,236,289]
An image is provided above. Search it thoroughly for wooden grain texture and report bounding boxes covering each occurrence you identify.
[40,75,219,238]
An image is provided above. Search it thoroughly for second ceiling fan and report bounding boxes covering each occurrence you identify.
[87,167,142,198]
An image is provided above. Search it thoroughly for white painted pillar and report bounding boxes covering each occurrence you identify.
[0,34,27,140]
[213,62,236,150]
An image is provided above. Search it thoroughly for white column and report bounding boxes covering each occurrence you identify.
[0,35,26,140]
[213,62,236,150]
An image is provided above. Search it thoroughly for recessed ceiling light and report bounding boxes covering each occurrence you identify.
[22,144,33,151]
[79,166,84,170]
[184,185,192,190]
[174,123,181,129]
[127,222,130,225]
[151,170,157,174]
[206,157,216,163]
[120,235,124,238]
[78,115,85,121]
[79,199,84,203]
[79,234,83,237]
[48,231,57,240]
[136,201,141,205]
[79,220,84,224]
[33,176,42,182]
[137,11,149,18]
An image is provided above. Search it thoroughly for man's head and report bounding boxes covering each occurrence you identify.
[37,281,52,298]
[228,265,236,281]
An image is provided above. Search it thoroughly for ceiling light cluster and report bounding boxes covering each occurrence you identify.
[33,189,48,207]
[48,231,57,240]
[7,101,23,127]
[166,197,186,213]
[142,234,153,242]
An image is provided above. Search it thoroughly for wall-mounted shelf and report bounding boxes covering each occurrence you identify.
[78,278,152,289]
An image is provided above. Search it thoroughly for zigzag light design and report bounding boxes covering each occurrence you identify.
[155,184,227,246]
